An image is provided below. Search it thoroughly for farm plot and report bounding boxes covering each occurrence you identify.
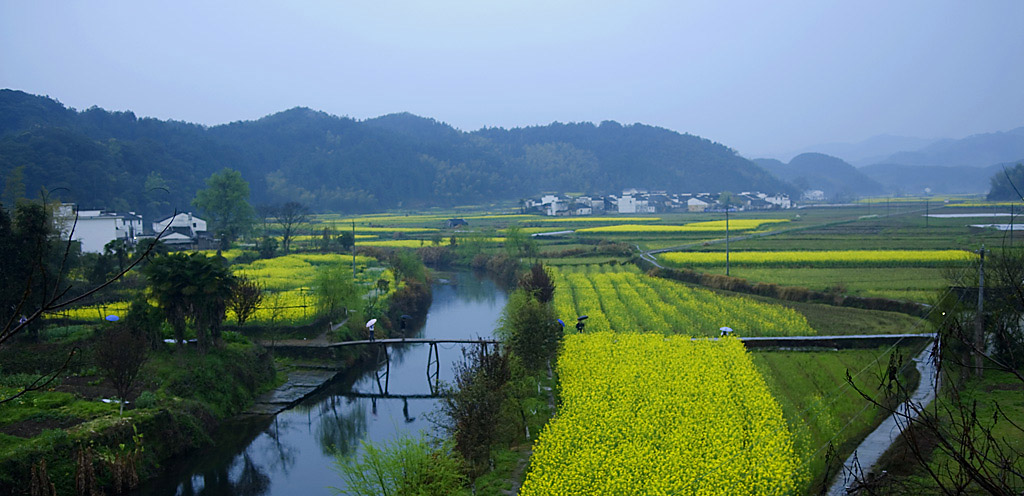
[520,333,802,495]
[658,249,975,268]
[551,264,814,337]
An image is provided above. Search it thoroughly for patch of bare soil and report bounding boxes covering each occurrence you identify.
[54,375,118,401]
[0,416,84,438]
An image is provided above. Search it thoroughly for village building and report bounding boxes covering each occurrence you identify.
[150,212,211,249]
[60,204,144,254]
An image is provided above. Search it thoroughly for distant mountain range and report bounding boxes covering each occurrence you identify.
[880,127,1024,167]
[754,153,883,200]
[759,127,1024,196]
[773,135,937,166]
[0,90,793,218]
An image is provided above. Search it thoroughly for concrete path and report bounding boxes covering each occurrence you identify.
[244,369,339,415]
[827,342,939,495]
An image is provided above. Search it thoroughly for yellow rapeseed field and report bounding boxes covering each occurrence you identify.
[520,332,803,495]
[526,216,661,223]
[576,219,789,234]
[551,265,814,337]
[658,249,976,267]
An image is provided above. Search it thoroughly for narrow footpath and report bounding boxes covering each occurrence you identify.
[827,342,939,495]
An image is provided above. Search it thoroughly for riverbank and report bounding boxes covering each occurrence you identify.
[0,340,278,495]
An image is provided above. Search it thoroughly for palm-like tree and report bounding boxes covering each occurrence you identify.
[145,252,234,351]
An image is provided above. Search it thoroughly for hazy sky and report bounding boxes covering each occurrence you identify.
[2,1,1022,157]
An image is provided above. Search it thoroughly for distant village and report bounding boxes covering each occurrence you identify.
[521,189,793,216]
[57,189,796,255]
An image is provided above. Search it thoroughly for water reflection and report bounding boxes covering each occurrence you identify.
[138,270,507,496]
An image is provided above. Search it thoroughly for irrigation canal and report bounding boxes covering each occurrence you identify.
[131,264,935,496]
[132,270,509,496]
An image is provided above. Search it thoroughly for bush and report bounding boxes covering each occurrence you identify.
[134,391,157,409]
[332,435,467,496]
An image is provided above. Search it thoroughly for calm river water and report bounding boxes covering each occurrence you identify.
[136,270,508,496]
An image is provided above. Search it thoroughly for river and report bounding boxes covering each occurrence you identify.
[137,270,509,495]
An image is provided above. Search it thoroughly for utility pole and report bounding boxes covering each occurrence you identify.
[974,246,985,378]
[351,220,356,278]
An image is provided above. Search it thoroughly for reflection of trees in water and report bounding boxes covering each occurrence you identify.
[433,271,509,306]
[260,415,299,478]
[174,453,270,496]
[314,394,368,456]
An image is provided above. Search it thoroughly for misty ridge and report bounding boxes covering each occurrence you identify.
[1,89,1022,218]
[761,127,1024,199]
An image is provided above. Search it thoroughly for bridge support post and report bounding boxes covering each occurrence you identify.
[427,342,440,394]
[375,343,390,395]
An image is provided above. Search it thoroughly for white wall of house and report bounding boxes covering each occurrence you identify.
[687,198,709,212]
[765,195,792,208]
[153,212,207,234]
[618,195,637,213]
[66,213,143,253]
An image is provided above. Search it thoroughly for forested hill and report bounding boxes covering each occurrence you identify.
[754,153,882,201]
[0,90,793,218]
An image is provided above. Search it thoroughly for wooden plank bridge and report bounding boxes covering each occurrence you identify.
[328,338,501,396]
[307,333,933,397]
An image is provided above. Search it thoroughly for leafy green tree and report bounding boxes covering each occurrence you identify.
[496,289,560,372]
[192,168,255,248]
[986,163,1024,201]
[389,250,426,286]
[144,252,235,351]
[338,230,355,251]
[332,435,467,496]
[313,263,360,320]
[504,224,525,258]
[5,201,64,341]
[258,236,278,259]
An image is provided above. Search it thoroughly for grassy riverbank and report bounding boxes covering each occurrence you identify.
[0,332,278,494]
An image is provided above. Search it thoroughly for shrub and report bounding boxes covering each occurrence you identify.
[332,435,467,496]
[134,391,157,409]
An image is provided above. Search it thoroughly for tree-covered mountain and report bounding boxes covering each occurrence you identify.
[0,90,794,218]
[754,153,883,200]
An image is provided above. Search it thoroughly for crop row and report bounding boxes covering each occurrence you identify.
[575,219,789,234]
[520,333,802,495]
[658,249,976,268]
[551,265,814,337]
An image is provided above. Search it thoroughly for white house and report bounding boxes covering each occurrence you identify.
[764,194,792,209]
[152,212,208,247]
[687,198,710,212]
[62,205,144,253]
[618,195,637,213]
